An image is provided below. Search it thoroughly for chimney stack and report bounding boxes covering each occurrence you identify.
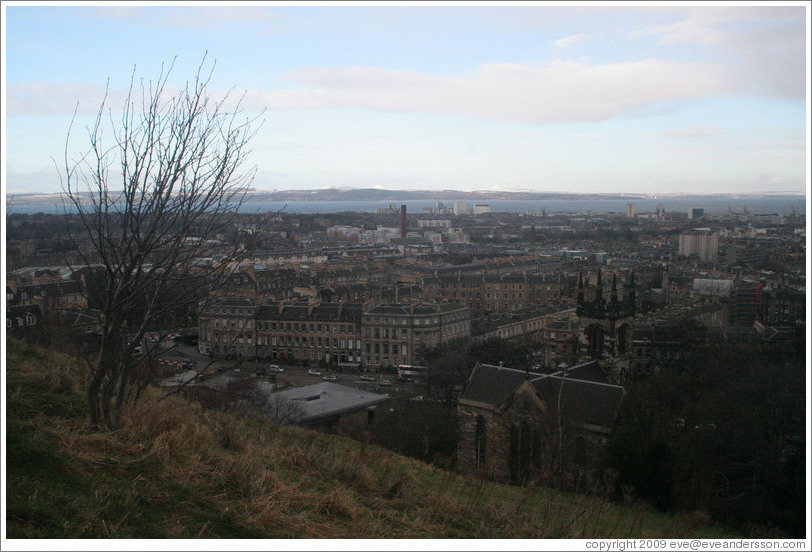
[400,205,407,239]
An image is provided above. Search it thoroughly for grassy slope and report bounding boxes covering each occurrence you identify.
[5,339,739,539]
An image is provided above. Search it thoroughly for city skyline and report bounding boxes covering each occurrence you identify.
[3,2,809,196]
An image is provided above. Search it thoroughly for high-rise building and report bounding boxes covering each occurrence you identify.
[678,228,718,261]
[688,207,704,219]
[626,203,635,218]
[453,201,470,215]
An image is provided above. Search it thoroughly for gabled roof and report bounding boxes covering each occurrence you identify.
[6,304,43,318]
[532,376,625,428]
[460,363,533,406]
[460,361,625,429]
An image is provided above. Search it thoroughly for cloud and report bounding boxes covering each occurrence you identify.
[658,127,723,139]
[628,6,805,98]
[256,59,730,125]
[5,82,112,116]
[7,59,730,123]
[5,81,253,118]
[554,33,590,48]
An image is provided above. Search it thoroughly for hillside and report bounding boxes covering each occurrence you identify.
[5,338,739,540]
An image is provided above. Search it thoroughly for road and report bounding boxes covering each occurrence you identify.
[166,341,418,396]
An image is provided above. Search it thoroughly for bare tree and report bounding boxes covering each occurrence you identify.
[60,56,262,429]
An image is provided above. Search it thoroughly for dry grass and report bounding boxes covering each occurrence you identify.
[5,338,740,539]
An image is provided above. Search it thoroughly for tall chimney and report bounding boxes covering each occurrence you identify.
[400,205,407,238]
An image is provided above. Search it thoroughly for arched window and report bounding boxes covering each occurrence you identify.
[475,415,487,470]
[587,324,604,358]
[618,324,630,354]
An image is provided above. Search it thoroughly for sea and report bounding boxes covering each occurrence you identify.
[7,196,807,217]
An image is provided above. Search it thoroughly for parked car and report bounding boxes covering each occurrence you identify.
[359,374,375,382]
[379,379,392,386]
[268,364,285,373]
[322,374,338,382]
[308,368,322,376]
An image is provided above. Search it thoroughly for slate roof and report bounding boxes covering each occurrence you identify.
[256,302,363,322]
[460,361,625,429]
[532,376,625,428]
[557,360,613,385]
[364,302,467,316]
[7,304,43,318]
[460,363,532,406]
[211,296,256,308]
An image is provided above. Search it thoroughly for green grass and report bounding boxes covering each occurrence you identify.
[5,338,740,539]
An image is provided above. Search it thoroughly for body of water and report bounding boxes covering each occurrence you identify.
[8,196,805,216]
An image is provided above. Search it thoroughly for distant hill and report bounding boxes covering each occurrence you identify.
[5,338,738,539]
[7,187,804,206]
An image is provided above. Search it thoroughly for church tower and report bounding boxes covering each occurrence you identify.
[577,270,636,362]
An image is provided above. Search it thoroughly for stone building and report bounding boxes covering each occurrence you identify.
[457,361,624,484]
[421,273,562,315]
[197,296,257,358]
[254,300,363,367]
[537,315,580,370]
[198,297,470,369]
[361,302,471,368]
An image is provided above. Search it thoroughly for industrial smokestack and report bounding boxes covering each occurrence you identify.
[401,204,407,238]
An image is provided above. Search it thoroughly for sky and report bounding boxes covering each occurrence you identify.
[2,2,809,196]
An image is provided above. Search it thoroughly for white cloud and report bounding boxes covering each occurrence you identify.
[257,59,730,124]
[5,81,253,118]
[554,33,589,48]
[628,6,805,98]
[6,58,731,123]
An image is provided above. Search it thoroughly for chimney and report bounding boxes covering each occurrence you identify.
[400,205,407,239]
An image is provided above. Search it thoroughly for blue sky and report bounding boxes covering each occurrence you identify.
[3,2,809,195]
